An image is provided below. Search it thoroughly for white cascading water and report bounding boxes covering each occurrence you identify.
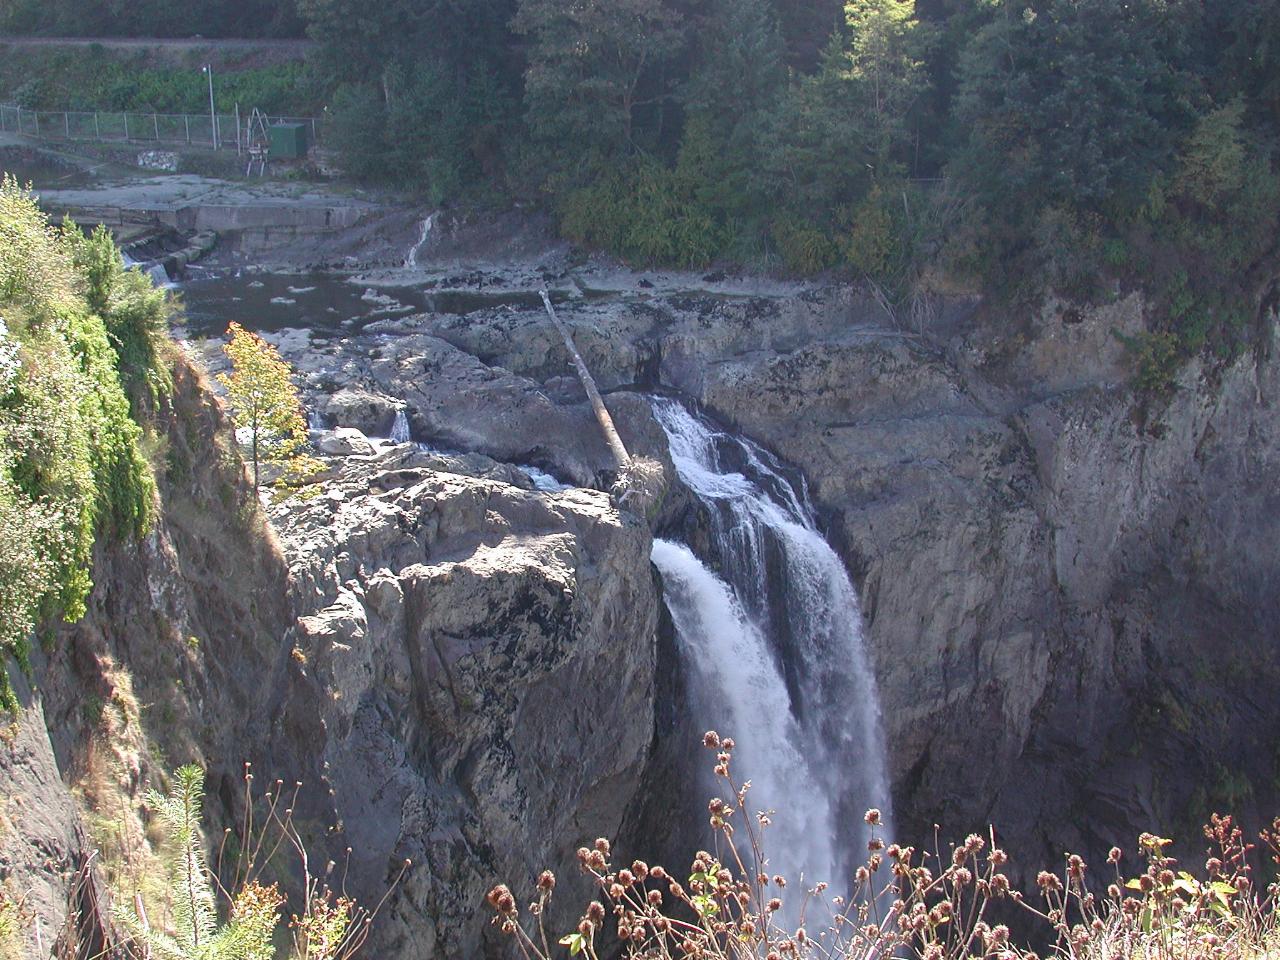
[652,539,838,889]
[404,212,437,268]
[390,409,412,444]
[649,397,892,890]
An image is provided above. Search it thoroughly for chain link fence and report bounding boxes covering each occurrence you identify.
[0,104,321,151]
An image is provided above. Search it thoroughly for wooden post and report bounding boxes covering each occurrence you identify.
[94,112,100,139]
[153,113,159,141]
[123,113,129,140]
[64,112,70,139]
[539,290,631,470]
[185,115,190,143]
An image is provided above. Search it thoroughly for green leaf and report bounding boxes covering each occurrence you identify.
[559,933,586,956]
[691,895,719,917]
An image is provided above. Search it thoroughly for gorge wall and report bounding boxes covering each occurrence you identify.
[269,276,1280,887]
[5,267,1280,958]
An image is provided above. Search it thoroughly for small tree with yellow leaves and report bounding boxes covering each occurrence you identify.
[217,322,310,492]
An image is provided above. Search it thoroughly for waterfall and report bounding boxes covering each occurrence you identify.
[518,464,572,492]
[122,251,172,288]
[307,410,326,432]
[404,212,437,268]
[651,540,837,888]
[390,409,412,444]
[651,397,892,889]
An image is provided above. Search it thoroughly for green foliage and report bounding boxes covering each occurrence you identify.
[844,186,903,278]
[560,158,725,269]
[771,219,841,275]
[1173,100,1249,208]
[1117,329,1182,396]
[514,0,684,184]
[0,178,163,704]
[123,765,284,960]
[217,322,314,492]
[0,49,320,115]
[0,0,303,37]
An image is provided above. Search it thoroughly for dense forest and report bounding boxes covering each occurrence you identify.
[4,0,1279,385]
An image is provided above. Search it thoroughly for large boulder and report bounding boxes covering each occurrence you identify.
[264,446,659,958]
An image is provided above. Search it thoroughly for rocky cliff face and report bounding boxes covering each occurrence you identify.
[259,443,658,956]
[13,264,1279,958]
[257,277,1280,881]
[4,347,660,959]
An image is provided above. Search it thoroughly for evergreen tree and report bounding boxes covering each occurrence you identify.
[514,0,684,184]
[950,0,1197,224]
[680,0,788,232]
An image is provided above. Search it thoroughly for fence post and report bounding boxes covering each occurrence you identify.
[94,112,100,139]
[64,112,69,139]
[235,103,241,155]
[123,113,128,141]
[153,113,159,141]
[34,112,39,137]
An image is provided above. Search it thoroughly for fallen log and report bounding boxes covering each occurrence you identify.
[540,290,631,470]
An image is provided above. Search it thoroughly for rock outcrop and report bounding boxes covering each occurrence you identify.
[262,443,658,956]
[251,279,1280,881]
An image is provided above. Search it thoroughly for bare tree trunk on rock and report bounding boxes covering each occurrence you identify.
[540,290,631,470]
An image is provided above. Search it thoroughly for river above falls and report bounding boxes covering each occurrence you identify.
[177,269,580,337]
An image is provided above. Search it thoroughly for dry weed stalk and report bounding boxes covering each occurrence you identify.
[56,763,409,960]
[489,733,1280,960]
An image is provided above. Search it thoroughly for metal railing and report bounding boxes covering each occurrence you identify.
[0,104,321,150]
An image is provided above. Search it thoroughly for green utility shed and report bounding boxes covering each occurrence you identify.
[269,123,309,159]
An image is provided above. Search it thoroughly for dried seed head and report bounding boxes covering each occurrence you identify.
[537,870,556,892]
[1107,847,1123,865]
[864,809,882,826]
[703,731,721,749]
[1037,871,1063,893]
[594,838,611,855]
[587,901,606,924]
